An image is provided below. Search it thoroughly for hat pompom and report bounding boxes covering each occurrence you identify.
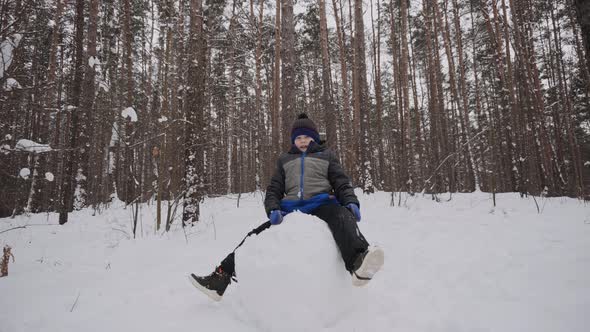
[297,113,309,120]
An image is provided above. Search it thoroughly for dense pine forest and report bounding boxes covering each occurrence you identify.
[1,0,589,225]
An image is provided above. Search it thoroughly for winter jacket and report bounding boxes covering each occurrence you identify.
[264,141,359,217]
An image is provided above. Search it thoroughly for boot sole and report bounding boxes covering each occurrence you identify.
[188,274,222,302]
[352,247,384,287]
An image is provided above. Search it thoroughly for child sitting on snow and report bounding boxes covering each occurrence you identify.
[189,113,384,301]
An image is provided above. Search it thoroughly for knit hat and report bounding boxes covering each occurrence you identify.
[291,113,320,144]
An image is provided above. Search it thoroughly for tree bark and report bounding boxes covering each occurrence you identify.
[182,0,206,225]
[319,0,337,148]
[281,0,296,150]
[353,0,373,192]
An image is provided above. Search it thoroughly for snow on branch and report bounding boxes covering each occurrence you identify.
[0,34,23,79]
[3,77,21,91]
[121,107,138,122]
[15,139,52,154]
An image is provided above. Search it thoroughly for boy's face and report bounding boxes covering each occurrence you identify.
[294,135,314,152]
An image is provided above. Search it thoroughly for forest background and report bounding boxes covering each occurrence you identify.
[1,0,589,227]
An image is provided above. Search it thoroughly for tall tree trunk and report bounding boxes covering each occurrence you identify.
[272,0,281,155]
[550,1,584,196]
[400,0,412,191]
[251,0,264,191]
[182,0,206,225]
[78,0,99,208]
[281,0,296,150]
[120,0,136,204]
[408,11,424,188]
[370,0,385,188]
[59,0,85,224]
[574,0,590,72]
[319,0,337,148]
[332,0,352,171]
[353,0,373,192]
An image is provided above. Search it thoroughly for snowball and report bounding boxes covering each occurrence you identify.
[15,139,52,153]
[121,107,138,122]
[19,168,30,179]
[45,172,54,182]
[229,213,363,331]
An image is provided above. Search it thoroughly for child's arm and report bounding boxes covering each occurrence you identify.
[327,151,360,207]
[264,158,286,216]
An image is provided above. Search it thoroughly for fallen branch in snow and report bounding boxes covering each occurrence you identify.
[0,224,54,235]
[111,227,130,239]
[0,226,26,234]
[531,195,540,214]
[70,292,81,312]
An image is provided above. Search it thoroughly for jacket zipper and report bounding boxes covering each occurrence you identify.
[299,152,306,199]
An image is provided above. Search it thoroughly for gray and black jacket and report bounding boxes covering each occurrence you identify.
[264,142,359,216]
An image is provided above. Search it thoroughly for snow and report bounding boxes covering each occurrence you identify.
[45,172,55,182]
[121,107,138,122]
[158,116,168,123]
[109,122,119,147]
[0,34,22,79]
[3,77,22,91]
[15,139,52,153]
[19,168,30,179]
[88,56,100,68]
[98,81,109,92]
[1,192,589,332]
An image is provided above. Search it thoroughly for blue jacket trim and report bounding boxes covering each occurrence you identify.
[299,152,305,199]
[280,193,339,215]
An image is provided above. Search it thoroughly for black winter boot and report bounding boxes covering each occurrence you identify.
[189,266,234,301]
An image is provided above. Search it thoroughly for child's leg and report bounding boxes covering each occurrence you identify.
[189,221,271,300]
[216,220,272,276]
[218,252,236,276]
[311,204,369,272]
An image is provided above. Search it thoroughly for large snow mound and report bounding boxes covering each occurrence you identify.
[230,212,364,331]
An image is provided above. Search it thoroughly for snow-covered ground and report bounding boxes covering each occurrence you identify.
[1,191,589,332]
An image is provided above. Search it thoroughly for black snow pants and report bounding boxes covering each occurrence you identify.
[219,204,369,276]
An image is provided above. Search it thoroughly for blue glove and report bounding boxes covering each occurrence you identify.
[346,203,361,222]
[270,210,286,225]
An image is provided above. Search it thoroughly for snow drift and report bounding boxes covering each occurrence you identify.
[1,192,590,332]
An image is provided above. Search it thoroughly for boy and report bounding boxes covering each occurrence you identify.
[189,113,384,301]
